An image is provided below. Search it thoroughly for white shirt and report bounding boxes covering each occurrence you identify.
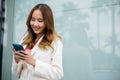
[12,35,63,80]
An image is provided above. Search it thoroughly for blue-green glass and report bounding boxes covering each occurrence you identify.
[13,0,120,80]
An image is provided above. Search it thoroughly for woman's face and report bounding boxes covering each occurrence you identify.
[30,9,45,36]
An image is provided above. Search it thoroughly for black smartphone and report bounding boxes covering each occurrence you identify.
[12,43,25,51]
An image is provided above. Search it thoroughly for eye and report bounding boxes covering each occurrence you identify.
[38,18,44,22]
[31,17,35,21]
[38,20,43,22]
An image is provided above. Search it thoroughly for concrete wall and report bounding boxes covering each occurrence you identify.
[2,0,120,80]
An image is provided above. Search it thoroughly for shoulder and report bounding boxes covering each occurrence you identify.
[52,37,63,47]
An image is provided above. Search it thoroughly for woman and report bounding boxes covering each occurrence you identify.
[12,3,63,80]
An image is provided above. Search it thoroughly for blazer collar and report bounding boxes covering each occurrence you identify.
[31,34,44,55]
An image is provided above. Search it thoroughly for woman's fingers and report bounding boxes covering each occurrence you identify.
[19,50,27,55]
[14,51,26,57]
[14,51,35,66]
[14,53,26,60]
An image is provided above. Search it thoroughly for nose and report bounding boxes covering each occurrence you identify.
[33,21,39,26]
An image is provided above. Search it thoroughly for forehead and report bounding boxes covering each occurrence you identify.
[32,9,43,18]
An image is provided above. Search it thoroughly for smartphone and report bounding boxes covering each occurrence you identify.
[12,43,25,51]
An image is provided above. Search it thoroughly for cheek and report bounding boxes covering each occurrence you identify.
[30,21,33,26]
[40,22,45,28]
[40,24,46,32]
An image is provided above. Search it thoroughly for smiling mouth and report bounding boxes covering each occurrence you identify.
[33,27,38,30]
[34,28,39,31]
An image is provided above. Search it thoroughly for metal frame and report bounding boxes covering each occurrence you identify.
[0,0,5,80]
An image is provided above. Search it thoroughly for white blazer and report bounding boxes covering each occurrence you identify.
[12,35,63,80]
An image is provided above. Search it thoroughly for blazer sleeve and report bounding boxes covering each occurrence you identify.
[32,39,64,80]
[11,35,26,78]
[11,58,23,78]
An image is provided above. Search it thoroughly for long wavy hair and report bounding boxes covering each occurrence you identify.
[22,3,61,51]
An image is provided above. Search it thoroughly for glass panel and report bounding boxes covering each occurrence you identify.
[14,0,120,80]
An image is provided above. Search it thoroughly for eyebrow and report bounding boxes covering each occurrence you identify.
[31,17,44,20]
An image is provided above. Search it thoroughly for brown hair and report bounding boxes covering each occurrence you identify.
[22,3,61,51]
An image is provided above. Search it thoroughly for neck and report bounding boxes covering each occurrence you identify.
[36,33,44,39]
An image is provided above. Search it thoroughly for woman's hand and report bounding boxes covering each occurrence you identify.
[12,48,20,63]
[15,51,36,67]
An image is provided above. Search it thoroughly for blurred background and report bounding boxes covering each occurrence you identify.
[0,0,120,80]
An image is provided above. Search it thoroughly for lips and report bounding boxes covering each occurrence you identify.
[33,28,38,31]
[32,26,39,31]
